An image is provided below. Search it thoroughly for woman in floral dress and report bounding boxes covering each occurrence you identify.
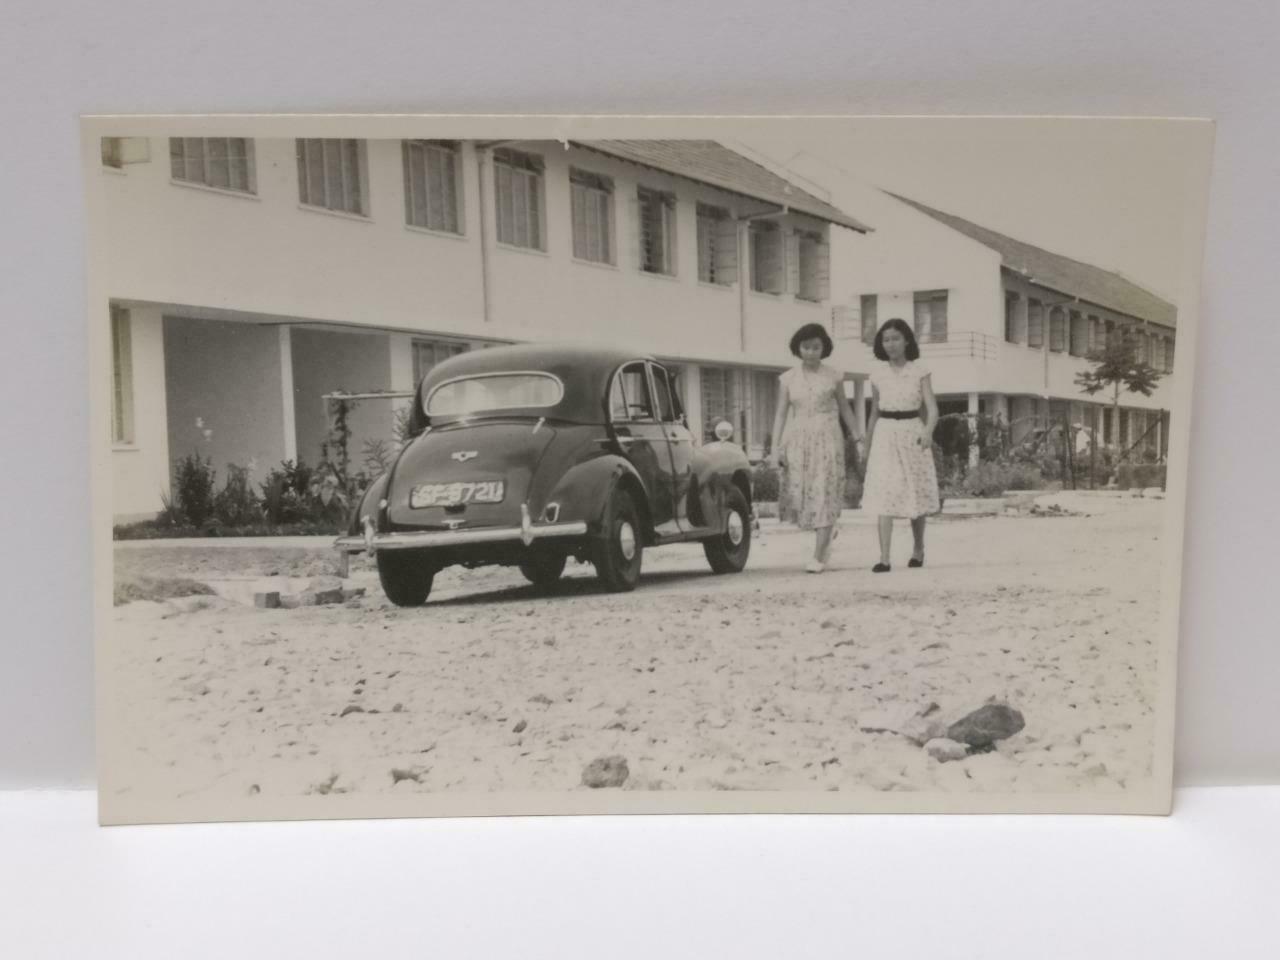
[767,323,866,572]
[861,318,941,572]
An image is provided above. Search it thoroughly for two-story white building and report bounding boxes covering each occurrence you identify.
[774,153,1177,461]
[101,137,871,522]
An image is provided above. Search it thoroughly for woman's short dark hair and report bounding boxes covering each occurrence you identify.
[872,318,921,361]
[789,322,834,359]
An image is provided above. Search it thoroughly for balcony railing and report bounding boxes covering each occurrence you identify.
[917,330,999,361]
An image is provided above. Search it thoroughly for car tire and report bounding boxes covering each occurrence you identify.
[376,551,435,607]
[519,554,567,588]
[703,487,752,574]
[591,488,643,592]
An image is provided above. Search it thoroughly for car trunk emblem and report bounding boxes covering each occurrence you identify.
[451,450,479,462]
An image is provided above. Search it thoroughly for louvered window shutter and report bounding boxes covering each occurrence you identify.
[815,240,830,302]
[785,230,800,294]
[715,215,738,286]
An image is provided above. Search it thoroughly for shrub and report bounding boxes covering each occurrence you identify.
[172,454,216,527]
[943,461,1046,498]
[751,465,781,502]
[1116,463,1167,490]
[212,463,262,527]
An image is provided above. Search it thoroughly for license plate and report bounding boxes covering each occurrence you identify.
[410,480,505,509]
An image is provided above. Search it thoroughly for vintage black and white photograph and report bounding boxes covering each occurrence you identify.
[87,115,1211,823]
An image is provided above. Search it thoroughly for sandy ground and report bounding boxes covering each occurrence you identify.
[105,492,1165,804]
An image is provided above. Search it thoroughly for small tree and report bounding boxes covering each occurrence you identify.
[1074,328,1164,458]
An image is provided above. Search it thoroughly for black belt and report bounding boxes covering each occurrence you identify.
[879,409,919,420]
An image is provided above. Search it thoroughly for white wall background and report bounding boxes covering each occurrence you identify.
[1,0,1276,790]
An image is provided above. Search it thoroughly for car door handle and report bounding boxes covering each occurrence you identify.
[668,434,689,443]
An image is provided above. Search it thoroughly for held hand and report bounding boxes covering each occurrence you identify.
[917,430,934,449]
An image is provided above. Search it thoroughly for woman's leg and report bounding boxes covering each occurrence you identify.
[814,525,833,562]
[877,516,893,565]
[910,516,926,561]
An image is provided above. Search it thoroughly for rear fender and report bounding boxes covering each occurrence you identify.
[547,455,651,538]
[346,472,391,536]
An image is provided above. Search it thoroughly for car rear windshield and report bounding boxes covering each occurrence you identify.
[426,373,564,417]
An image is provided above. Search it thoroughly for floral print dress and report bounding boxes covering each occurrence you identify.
[778,364,846,530]
[861,360,941,518]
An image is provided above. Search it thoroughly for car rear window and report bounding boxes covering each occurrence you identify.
[426,373,564,417]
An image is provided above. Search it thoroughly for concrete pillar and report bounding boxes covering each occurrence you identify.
[967,391,981,466]
[682,364,704,443]
[279,326,298,463]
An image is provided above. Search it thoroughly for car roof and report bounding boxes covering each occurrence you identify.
[412,342,662,427]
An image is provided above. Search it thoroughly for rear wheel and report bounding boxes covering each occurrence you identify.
[703,487,752,574]
[591,488,643,592]
[519,554,567,588]
[376,551,435,607]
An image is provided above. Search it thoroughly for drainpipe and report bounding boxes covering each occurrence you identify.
[736,204,788,354]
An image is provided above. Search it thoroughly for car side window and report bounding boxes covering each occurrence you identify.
[614,362,655,421]
[651,364,676,422]
[609,375,629,420]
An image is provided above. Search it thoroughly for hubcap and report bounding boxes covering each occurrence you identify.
[727,511,745,546]
[618,521,637,561]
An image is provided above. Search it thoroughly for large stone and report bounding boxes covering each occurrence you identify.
[898,702,950,746]
[946,704,1025,748]
[924,738,970,763]
[582,755,630,789]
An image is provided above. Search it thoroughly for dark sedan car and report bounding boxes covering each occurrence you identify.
[335,343,755,605]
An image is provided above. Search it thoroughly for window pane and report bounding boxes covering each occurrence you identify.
[652,366,675,421]
[207,138,230,189]
[169,137,185,179]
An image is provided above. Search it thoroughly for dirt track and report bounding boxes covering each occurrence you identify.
[104,493,1166,805]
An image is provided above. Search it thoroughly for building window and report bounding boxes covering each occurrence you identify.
[101,137,124,169]
[171,138,255,193]
[697,203,737,285]
[749,222,784,294]
[1049,307,1067,352]
[402,140,461,234]
[860,294,879,344]
[1087,316,1101,354]
[1004,292,1021,344]
[638,187,676,275]
[493,148,544,250]
[570,168,613,264]
[1027,299,1044,348]
[1165,336,1175,373]
[296,139,366,215]
[412,338,470,385]
[700,365,742,442]
[794,230,828,302]
[1069,311,1090,357]
[110,306,134,445]
[913,290,949,343]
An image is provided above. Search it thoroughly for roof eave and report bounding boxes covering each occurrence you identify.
[568,141,872,234]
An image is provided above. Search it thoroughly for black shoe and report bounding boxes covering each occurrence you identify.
[873,562,891,573]
[908,555,924,568]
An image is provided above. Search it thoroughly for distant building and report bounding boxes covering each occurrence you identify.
[777,154,1177,461]
[101,137,870,522]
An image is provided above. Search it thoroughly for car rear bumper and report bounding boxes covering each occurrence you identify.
[335,504,588,555]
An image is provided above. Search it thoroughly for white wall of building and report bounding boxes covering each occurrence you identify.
[110,305,170,522]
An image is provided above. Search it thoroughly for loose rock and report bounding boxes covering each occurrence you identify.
[582,755,629,789]
[925,738,970,763]
[946,703,1025,748]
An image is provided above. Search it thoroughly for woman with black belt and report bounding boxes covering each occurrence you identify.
[861,318,941,572]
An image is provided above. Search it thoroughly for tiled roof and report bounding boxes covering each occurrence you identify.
[891,195,1177,328]
[572,140,873,233]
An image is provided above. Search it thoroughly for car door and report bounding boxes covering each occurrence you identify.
[608,361,678,537]
[649,362,697,532]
